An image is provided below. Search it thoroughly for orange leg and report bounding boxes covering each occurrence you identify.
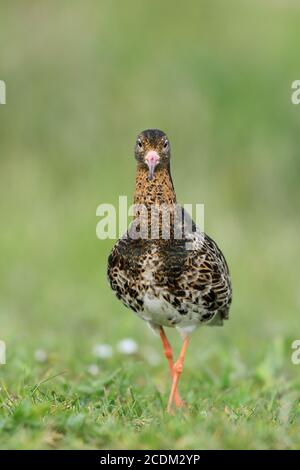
[159,328,183,408]
[167,336,189,414]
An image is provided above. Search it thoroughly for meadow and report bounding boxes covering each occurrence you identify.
[0,0,300,449]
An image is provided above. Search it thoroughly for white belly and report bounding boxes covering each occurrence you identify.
[138,293,198,332]
[140,293,179,326]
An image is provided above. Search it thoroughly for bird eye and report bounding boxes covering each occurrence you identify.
[163,140,169,150]
[137,139,143,149]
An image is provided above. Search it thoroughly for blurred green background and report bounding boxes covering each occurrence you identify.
[0,0,300,449]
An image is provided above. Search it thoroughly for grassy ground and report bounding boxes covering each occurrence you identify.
[1,1,300,449]
[1,335,300,449]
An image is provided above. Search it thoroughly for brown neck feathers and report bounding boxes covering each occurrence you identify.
[134,165,176,208]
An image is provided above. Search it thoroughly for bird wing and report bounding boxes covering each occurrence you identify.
[156,208,232,323]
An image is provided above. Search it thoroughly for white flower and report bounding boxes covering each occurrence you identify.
[87,364,100,376]
[117,338,138,355]
[34,349,48,363]
[92,344,113,359]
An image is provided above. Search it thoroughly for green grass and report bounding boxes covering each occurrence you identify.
[1,0,300,449]
[1,337,300,449]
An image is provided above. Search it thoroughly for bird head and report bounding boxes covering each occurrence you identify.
[134,129,171,181]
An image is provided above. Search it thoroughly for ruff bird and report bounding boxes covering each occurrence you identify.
[107,129,232,413]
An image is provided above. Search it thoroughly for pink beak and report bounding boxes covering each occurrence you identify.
[145,150,160,180]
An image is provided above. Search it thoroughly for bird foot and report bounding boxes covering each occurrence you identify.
[167,397,187,414]
[175,397,187,409]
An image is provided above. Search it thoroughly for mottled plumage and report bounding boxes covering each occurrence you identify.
[108,230,231,333]
[107,129,232,412]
